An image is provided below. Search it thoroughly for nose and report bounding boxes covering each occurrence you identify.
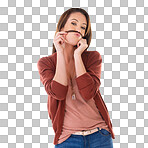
[75,27,82,36]
[77,30,82,36]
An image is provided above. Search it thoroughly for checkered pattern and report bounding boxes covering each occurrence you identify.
[0,0,148,148]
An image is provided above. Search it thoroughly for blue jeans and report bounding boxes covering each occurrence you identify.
[55,127,113,148]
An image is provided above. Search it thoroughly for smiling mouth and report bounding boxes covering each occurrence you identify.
[65,30,83,38]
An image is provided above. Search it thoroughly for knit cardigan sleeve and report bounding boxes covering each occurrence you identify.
[37,57,68,100]
[75,51,102,101]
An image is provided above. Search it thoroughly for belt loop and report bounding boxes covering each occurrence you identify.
[82,131,84,136]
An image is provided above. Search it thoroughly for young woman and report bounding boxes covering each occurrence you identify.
[37,8,115,148]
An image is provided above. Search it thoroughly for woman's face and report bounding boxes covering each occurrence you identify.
[61,12,87,46]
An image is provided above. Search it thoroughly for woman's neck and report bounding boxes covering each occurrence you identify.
[63,43,76,63]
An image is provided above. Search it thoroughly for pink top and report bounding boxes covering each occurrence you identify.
[57,76,110,144]
[37,51,115,145]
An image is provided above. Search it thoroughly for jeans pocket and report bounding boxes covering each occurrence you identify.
[99,129,111,136]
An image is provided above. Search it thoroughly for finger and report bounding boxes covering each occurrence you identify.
[62,37,69,43]
[56,36,65,42]
[57,38,64,44]
[55,32,68,39]
[63,38,68,43]
[59,36,68,43]
[55,34,65,41]
[59,31,68,34]
[57,31,68,36]
[77,42,81,47]
[55,35,68,45]
[62,36,68,43]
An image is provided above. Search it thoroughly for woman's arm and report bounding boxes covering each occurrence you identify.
[53,51,68,86]
[37,52,68,100]
[74,51,102,101]
[74,53,87,78]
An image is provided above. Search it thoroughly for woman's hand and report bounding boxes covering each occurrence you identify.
[53,31,68,53]
[74,38,88,55]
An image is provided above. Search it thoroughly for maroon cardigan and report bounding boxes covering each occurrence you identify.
[37,50,115,145]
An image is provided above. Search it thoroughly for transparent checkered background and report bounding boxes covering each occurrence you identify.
[0,0,148,148]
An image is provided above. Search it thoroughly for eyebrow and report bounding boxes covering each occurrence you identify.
[71,19,87,26]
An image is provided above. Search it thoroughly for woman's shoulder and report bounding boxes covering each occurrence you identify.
[45,52,57,60]
[84,50,101,55]
[83,50,101,60]
[37,53,56,67]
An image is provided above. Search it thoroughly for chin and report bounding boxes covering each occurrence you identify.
[67,41,78,46]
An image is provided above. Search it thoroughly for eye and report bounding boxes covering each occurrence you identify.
[81,26,86,30]
[71,22,76,25]
[71,22,86,30]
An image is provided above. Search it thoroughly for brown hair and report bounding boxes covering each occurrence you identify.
[52,8,92,54]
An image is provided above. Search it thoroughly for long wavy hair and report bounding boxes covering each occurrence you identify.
[52,8,92,54]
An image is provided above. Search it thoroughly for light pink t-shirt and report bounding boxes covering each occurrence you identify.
[57,76,110,144]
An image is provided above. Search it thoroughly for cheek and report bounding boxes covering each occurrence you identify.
[82,31,86,37]
[66,33,81,40]
[65,34,80,45]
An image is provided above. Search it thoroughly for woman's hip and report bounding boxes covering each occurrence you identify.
[55,127,113,148]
